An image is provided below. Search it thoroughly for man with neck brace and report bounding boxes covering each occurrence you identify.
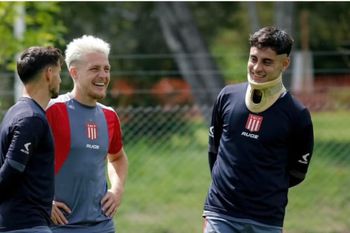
[202,26,314,233]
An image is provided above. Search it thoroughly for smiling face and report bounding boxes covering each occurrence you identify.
[247,47,290,83]
[69,52,110,105]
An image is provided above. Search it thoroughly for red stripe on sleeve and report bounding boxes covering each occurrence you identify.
[102,108,123,155]
[46,103,71,174]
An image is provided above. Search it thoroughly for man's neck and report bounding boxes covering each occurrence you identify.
[70,89,97,107]
[23,86,50,110]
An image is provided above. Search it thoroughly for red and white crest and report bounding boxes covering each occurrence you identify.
[245,114,263,132]
[87,122,97,140]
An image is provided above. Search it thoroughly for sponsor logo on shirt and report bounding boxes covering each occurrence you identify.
[298,153,310,164]
[20,142,31,155]
[209,126,214,138]
[241,114,263,139]
[87,122,97,140]
[86,143,100,150]
[241,131,259,139]
[245,114,263,132]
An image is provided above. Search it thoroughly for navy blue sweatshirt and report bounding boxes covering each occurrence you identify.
[204,83,314,227]
[0,97,54,231]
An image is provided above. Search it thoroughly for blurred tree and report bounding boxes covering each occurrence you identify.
[57,2,240,107]
[1,1,348,116]
[0,2,66,112]
[57,2,173,106]
[246,2,260,33]
[295,2,350,74]
[156,2,225,120]
[274,2,295,35]
[0,2,66,69]
[274,2,295,89]
[57,2,350,105]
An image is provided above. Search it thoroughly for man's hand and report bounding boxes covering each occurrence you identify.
[101,190,121,218]
[51,200,71,225]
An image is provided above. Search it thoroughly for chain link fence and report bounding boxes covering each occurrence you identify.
[115,105,211,232]
[1,50,349,232]
[0,95,349,232]
[0,85,350,233]
[114,95,350,233]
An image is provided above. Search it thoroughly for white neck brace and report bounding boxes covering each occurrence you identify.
[245,73,286,113]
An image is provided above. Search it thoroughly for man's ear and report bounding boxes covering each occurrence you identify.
[282,57,290,72]
[69,66,78,81]
[44,66,53,83]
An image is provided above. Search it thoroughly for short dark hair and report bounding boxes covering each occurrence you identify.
[249,26,294,56]
[17,46,64,84]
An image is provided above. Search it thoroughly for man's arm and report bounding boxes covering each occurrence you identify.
[0,160,23,201]
[101,148,128,217]
[208,94,223,173]
[288,110,314,187]
[0,117,41,200]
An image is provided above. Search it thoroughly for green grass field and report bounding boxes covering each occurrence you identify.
[285,111,350,233]
[116,111,350,233]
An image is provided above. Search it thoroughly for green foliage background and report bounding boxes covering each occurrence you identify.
[1,2,349,105]
[0,2,65,69]
[0,3,349,232]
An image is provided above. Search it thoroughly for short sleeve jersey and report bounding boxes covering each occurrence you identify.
[0,97,54,231]
[46,93,123,226]
[204,83,314,227]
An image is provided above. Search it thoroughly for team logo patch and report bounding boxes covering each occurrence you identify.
[87,122,98,140]
[245,114,263,132]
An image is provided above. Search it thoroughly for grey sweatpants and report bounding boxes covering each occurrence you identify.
[3,226,52,233]
[203,216,282,233]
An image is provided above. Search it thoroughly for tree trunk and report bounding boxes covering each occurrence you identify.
[274,1,295,90]
[156,2,225,123]
[246,2,260,33]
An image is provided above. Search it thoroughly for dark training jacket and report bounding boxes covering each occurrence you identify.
[0,97,54,231]
[204,83,314,227]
